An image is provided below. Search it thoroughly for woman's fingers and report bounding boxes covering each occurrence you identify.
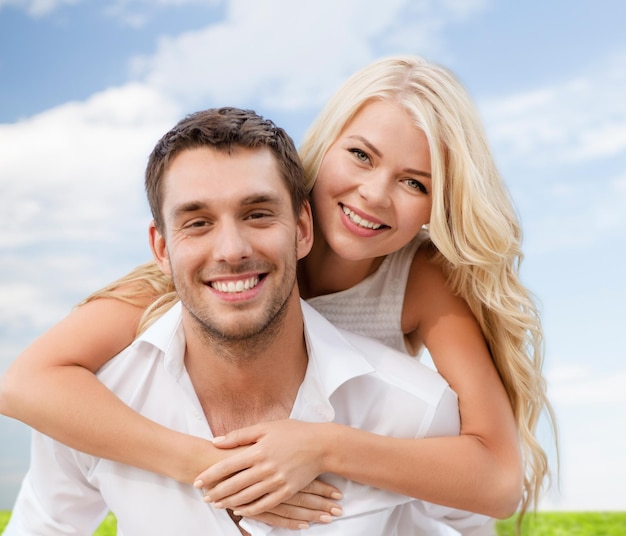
[231,479,343,518]
[299,479,342,500]
[239,490,343,528]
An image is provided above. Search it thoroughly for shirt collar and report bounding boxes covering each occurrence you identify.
[134,300,376,414]
[134,301,187,378]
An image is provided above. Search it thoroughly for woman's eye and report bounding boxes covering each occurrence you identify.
[404,178,427,194]
[349,148,370,163]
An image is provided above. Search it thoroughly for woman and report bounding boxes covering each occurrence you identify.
[0,55,556,531]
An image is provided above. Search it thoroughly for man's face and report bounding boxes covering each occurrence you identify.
[150,146,312,341]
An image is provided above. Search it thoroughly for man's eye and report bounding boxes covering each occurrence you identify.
[349,148,370,163]
[247,212,269,220]
[186,220,209,229]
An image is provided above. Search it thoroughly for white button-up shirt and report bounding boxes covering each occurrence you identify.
[6,301,490,536]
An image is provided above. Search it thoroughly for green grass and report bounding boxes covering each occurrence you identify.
[0,510,117,534]
[1,510,625,534]
[496,512,626,535]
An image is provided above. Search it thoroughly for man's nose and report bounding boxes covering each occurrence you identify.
[212,220,254,263]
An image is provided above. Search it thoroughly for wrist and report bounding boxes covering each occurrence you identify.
[169,433,217,484]
[317,422,343,475]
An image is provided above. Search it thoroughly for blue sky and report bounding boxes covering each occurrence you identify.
[1,0,625,513]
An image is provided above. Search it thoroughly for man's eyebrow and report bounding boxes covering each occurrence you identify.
[240,192,283,206]
[347,135,432,179]
[170,193,283,218]
[171,201,207,219]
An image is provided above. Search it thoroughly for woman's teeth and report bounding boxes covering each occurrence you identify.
[342,205,382,230]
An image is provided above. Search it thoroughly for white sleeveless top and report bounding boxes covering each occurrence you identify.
[306,230,429,356]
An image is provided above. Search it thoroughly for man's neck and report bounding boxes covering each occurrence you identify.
[183,296,308,437]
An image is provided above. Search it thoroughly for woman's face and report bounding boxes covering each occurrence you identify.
[311,99,432,262]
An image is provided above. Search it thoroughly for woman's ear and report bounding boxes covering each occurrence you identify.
[296,201,314,260]
[149,221,172,275]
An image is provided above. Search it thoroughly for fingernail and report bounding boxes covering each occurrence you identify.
[213,502,223,509]
[331,491,342,499]
[298,523,310,529]
[212,436,225,443]
[232,510,241,516]
[193,479,204,489]
[319,514,333,523]
[330,507,342,516]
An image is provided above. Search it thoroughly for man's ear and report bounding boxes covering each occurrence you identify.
[296,200,314,260]
[149,221,172,275]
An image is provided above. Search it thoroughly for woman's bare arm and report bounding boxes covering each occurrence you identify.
[0,297,224,483]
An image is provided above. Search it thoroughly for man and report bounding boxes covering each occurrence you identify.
[5,108,489,535]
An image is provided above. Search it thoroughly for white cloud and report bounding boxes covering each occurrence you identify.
[0,83,179,249]
[547,364,626,405]
[131,0,379,111]
[542,437,626,510]
[482,55,626,167]
[0,83,175,355]
[103,0,222,28]
[0,282,67,329]
[539,362,626,510]
[0,0,214,19]
[0,0,80,16]
[130,0,482,112]
[481,53,626,253]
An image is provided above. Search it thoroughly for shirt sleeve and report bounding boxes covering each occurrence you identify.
[424,385,461,438]
[4,432,109,535]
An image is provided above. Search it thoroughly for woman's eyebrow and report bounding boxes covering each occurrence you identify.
[404,168,432,179]
[348,135,382,158]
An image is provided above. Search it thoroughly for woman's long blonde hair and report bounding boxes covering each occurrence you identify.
[85,55,557,526]
[300,55,557,522]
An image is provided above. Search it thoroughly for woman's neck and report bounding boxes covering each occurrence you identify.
[298,237,385,299]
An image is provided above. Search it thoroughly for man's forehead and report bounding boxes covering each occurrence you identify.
[162,146,291,210]
[166,145,280,182]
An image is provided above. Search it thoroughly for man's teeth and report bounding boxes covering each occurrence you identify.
[212,277,259,293]
[342,205,382,230]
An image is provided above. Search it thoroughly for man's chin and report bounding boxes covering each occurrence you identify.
[192,312,271,342]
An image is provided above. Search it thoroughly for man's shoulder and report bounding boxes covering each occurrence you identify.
[301,300,452,405]
[339,328,447,387]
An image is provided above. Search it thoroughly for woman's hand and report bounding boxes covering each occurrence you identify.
[194,420,340,517]
[240,480,343,529]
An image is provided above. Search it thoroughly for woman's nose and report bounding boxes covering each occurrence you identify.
[357,172,392,208]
